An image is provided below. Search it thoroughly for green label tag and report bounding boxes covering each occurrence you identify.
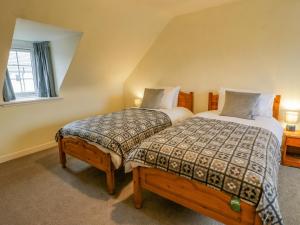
[230,196,241,212]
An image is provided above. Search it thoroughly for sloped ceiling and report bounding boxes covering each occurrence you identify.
[145,0,239,17]
[1,0,239,89]
[16,0,239,88]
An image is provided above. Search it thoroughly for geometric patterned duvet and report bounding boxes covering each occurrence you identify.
[126,117,283,225]
[56,108,172,159]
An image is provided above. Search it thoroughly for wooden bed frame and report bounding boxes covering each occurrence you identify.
[133,92,281,225]
[58,91,194,194]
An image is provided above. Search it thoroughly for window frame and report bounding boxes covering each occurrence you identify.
[8,44,38,99]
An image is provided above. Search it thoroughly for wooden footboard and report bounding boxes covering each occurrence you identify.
[133,167,262,225]
[58,136,115,194]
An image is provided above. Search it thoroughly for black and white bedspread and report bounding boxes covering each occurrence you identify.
[126,117,283,225]
[56,108,172,159]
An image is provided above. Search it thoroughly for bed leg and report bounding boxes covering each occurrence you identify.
[133,167,142,209]
[58,138,66,168]
[106,161,115,195]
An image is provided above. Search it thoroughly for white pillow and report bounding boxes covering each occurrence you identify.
[218,88,275,118]
[253,93,275,117]
[160,86,180,109]
[171,86,180,107]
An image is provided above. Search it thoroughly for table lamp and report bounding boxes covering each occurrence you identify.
[134,98,142,107]
[286,111,298,131]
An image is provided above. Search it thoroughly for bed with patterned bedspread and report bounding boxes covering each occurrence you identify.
[126,116,283,225]
[56,108,172,160]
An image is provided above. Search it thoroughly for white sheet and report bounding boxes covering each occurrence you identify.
[195,110,283,145]
[153,107,194,124]
[66,107,193,169]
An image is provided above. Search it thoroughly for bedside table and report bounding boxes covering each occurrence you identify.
[282,130,300,168]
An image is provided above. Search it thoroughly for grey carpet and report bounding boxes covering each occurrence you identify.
[0,148,299,225]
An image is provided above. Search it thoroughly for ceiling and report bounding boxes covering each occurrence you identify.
[13,18,82,41]
[145,0,239,17]
[13,0,239,42]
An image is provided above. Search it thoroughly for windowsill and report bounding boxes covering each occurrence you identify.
[0,96,63,107]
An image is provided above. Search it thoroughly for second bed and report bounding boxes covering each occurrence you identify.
[126,92,283,225]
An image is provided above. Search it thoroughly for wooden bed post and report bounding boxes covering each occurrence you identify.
[208,92,213,111]
[58,137,66,168]
[133,167,142,209]
[106,155,115,195]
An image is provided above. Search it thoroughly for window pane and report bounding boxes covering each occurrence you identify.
[11,79,21,93]
[9,72,19,81]
[6,48,37,98]
[7,65,18,72]
[8,51,18,65]
[7,66,20,80]
[19,66,32,72]
[23,72,34,79]
[19,66,33,79]
[23,79,35,92]
[17,51,32,66]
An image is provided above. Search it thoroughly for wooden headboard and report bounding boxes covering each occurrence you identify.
[208,92,281,120]
[178,91,194,112]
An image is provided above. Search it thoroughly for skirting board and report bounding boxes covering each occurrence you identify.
[0,141,57,164]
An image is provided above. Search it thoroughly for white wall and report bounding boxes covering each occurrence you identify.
[125,0,300,120]
[50,34,82,91]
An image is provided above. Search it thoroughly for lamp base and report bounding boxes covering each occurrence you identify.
[286,124,296,132]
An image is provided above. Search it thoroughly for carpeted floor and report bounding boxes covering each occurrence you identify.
[0,148,299,225]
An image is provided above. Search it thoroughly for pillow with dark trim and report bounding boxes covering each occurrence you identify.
[220,91,260,120]
[140,88,164,109]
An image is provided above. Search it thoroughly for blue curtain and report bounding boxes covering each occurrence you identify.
[33,41,57,97]
[2,69,16,102]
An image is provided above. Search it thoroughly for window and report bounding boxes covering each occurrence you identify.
[2,19,82,104]
[7,48,37,98]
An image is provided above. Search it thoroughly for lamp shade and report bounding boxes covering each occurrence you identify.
[286,111,299,124]
[134,98,142,107]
